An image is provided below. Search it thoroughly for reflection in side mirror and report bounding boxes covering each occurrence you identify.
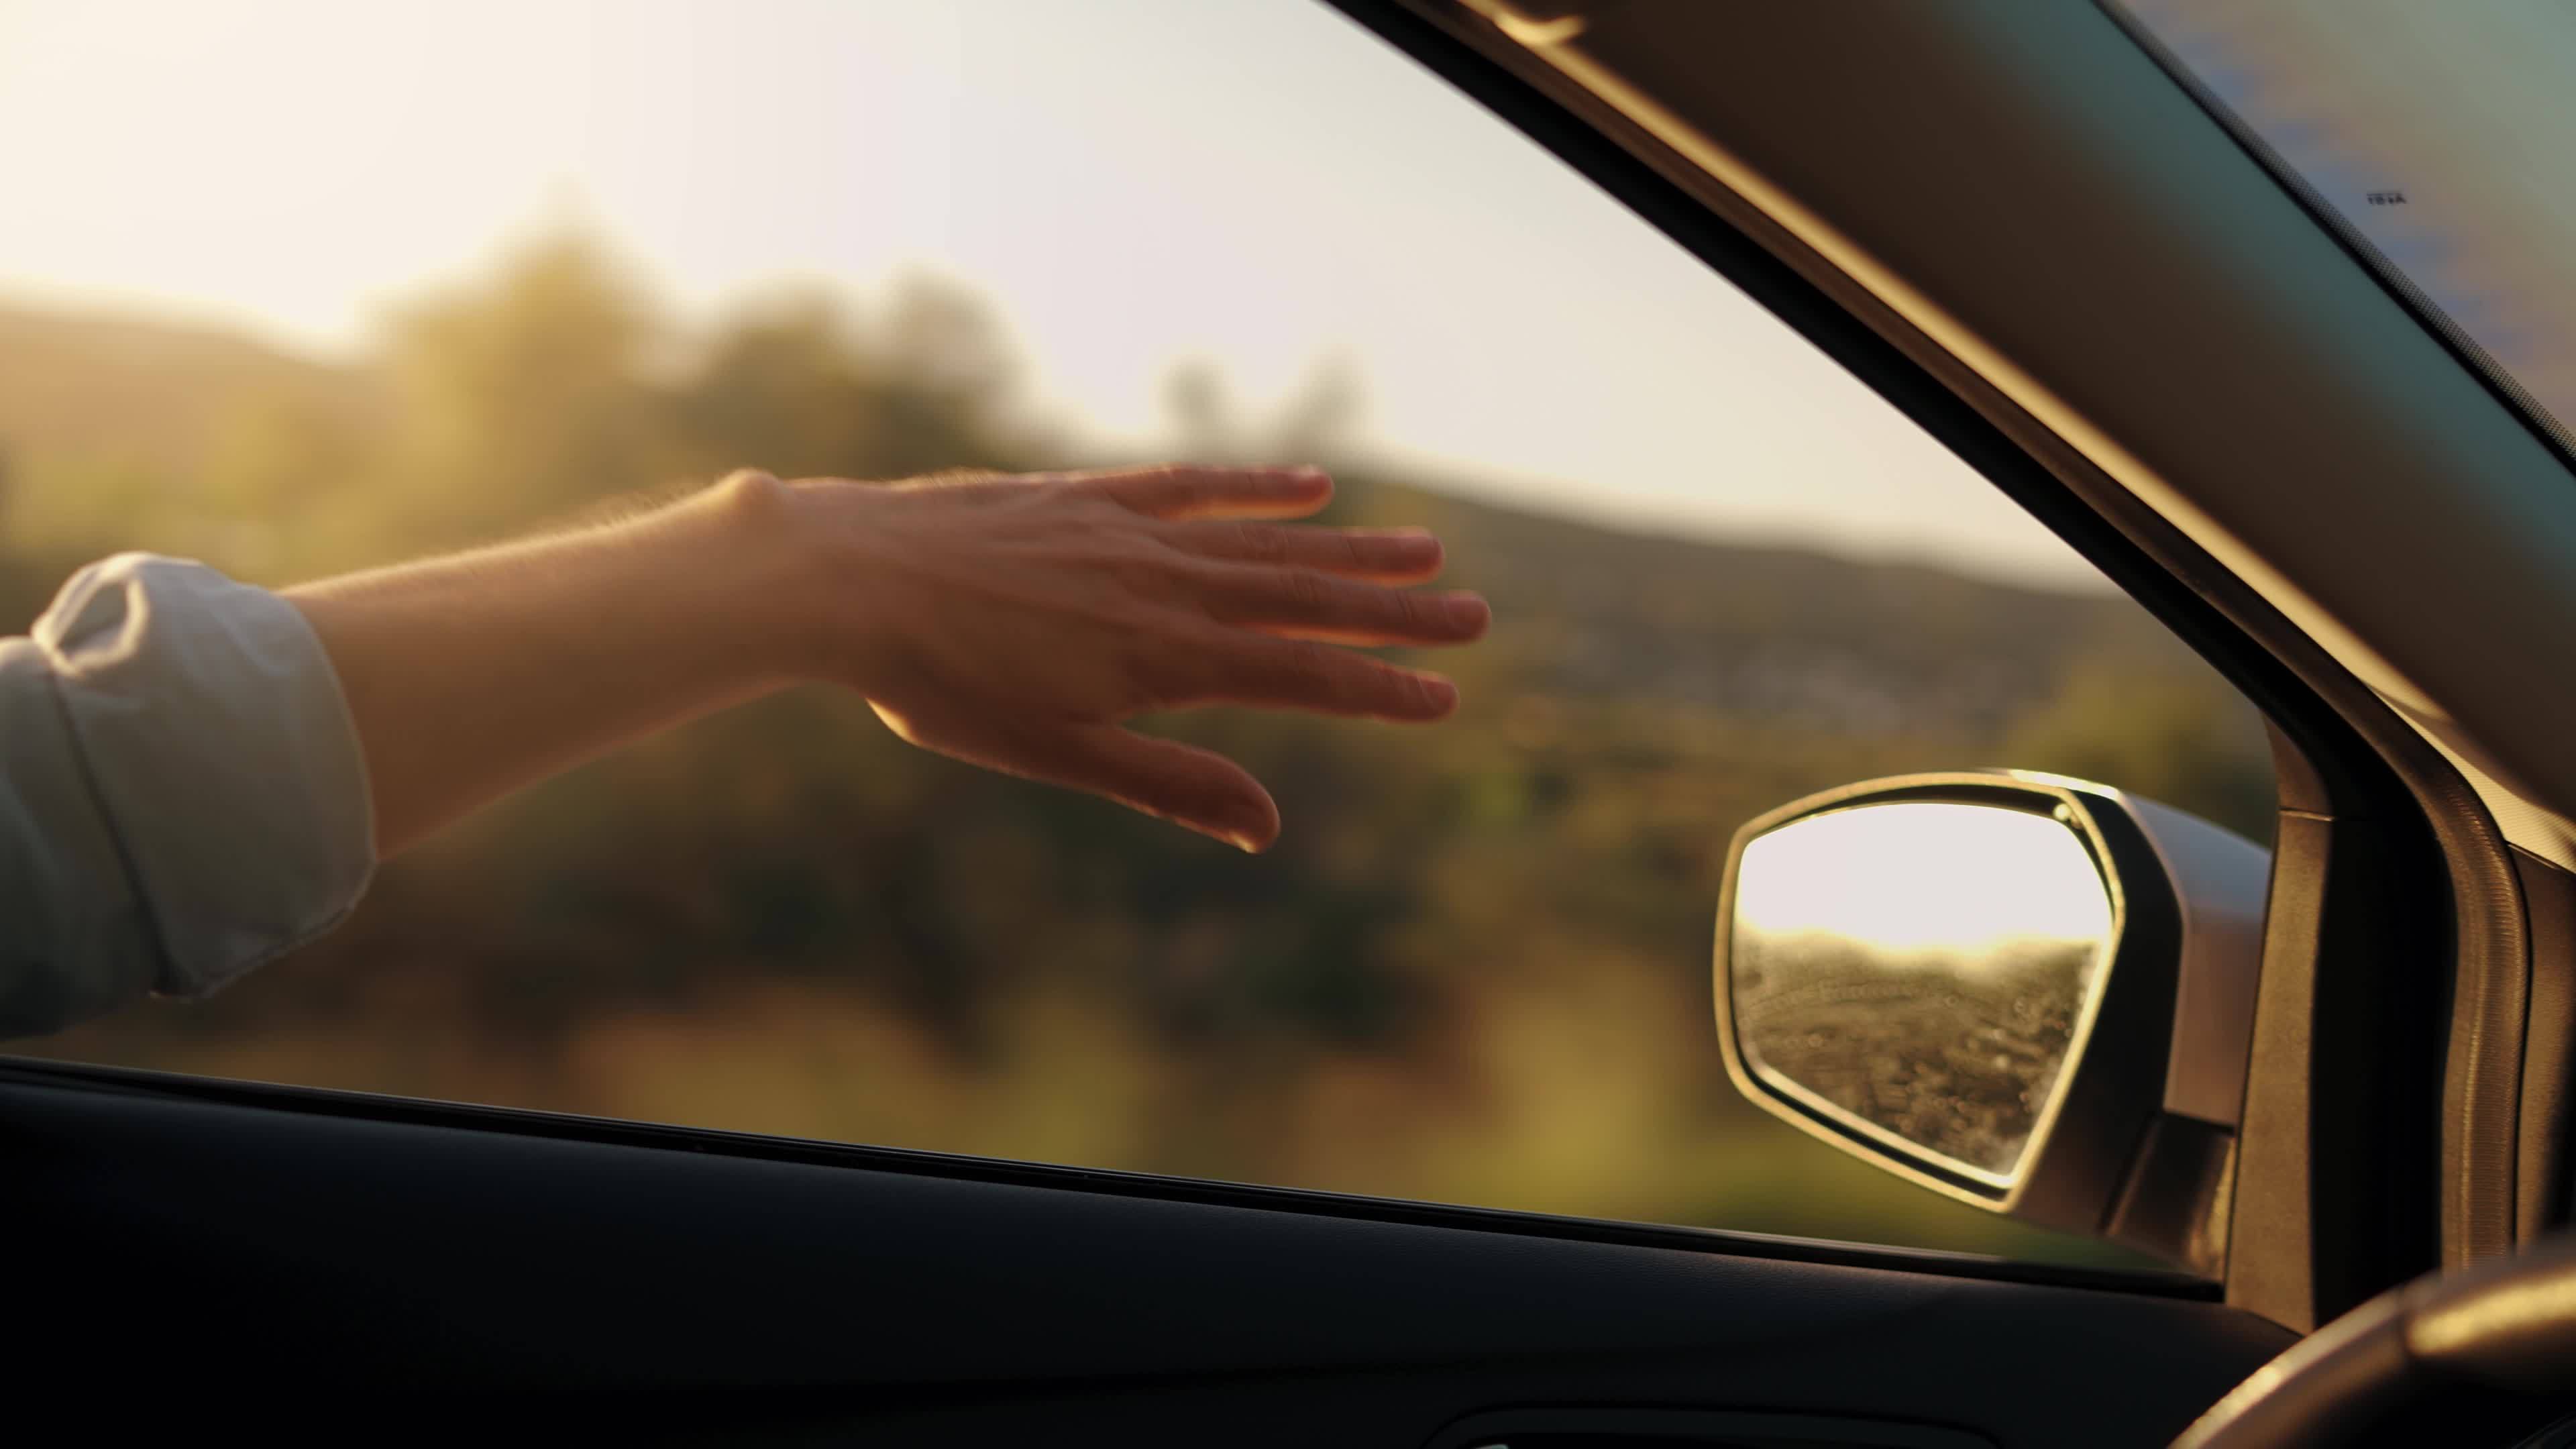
[1715,772,2269,1276]
[1731,801,2112,1186]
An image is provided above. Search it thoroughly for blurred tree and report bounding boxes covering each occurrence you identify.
[2002,660,2275,841]
[855,274,1032,478]
[677,274,1031,483]
[1157,354,1366,470]
[676,290,890,481]
[199,384,381,580]
[375,231,665,545]
[1270,354,1366,465]
[1162,358,1236,461]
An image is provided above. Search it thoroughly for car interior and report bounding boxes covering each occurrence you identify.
[12,2,2576,1444]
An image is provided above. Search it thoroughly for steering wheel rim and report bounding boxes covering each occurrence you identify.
[2176,1236,2576,1447]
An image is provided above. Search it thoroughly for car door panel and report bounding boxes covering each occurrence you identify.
[7,1064,2287,1443]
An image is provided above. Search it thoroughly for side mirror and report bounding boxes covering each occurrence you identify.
[1715,771,2269,1275]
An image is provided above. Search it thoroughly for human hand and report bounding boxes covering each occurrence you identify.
[743,464,1488,851]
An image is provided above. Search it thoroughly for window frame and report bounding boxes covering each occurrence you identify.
[1318,0,2513,1328]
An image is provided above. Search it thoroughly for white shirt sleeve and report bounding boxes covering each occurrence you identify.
[0,554,376,1039]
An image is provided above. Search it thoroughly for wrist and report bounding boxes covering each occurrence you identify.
[672,468,882,688]
[634,470,813,689]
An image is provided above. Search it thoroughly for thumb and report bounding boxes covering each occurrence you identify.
[873,705,1280,851]
[1046,724,1282,852]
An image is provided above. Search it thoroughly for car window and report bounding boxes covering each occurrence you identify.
[0,0,2271,1267]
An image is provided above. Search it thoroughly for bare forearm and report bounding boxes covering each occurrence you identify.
[287,475,799,855]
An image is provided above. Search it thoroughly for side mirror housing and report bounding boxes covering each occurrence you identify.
[1715,771,2269,1275]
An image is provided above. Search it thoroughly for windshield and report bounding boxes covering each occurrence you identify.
[2122,0,2576,454]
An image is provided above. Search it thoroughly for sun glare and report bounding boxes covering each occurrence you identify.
[1734,802,2114,959]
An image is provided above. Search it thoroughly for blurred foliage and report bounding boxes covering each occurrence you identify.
[3,235,2275,1267]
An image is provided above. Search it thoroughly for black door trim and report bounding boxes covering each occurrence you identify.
[0,1054,2214,1297]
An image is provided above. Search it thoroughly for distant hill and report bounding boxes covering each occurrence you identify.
[1342,474,2193,739]
[0,301,378,482]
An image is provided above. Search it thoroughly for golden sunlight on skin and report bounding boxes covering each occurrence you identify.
[1733,803,2112,959]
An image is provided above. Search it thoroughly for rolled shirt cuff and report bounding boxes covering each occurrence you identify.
[34,553,376,1002]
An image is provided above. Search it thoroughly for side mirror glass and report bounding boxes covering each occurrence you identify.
[1716,772,2269,1275]
[1730,800,2114,1186]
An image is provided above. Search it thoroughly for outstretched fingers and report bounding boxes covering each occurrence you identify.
[1196,564,1490,647]
[1052,724,1283,852]
[1070,464,1335,521]
[1175,634,1462,721]
[1010,716,1288,851]
[901,708,1282,851]
[1161,519,1446,582]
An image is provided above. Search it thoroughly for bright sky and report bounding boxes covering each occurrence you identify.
[0,0,2098,588]
[1735,804,2114,957]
